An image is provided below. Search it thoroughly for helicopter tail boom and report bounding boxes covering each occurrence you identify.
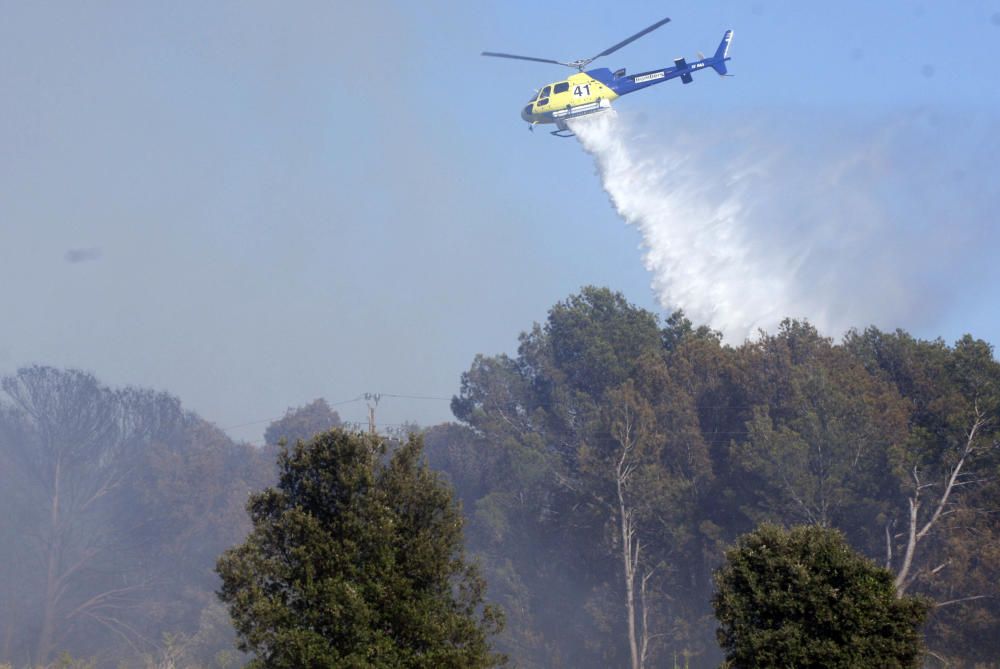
[589,29,733,96]
[708,30,733,76]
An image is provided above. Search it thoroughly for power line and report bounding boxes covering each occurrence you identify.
[330,396,367,406]
[219,392,452,434]
[220,395,364,432]
[220,390,775,438]
[380,393,453,401]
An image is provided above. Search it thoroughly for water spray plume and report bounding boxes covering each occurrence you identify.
[571,111,793,341]
[570,110,999,343]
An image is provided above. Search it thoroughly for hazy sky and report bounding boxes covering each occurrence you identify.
[2,1,998,443]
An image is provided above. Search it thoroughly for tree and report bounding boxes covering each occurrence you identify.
[0,366,189,665]
[264,398,342,447]
[216,429,505,668]
[878,335,1000,595]
[422,423,500,510]
[843,328,1000,662]
[712,524,931,669]
[0,366,275,667]
[591,382,662,669]
[442,289,1000,666]
[732,321,909,534]
[122,420,275,665]
[450,289,713,667]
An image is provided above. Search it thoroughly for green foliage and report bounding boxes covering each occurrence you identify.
[712,524,931,669]
[216,429,505,669]
[449,288,717,667]
[732,321,909,531]
[447,290,1000,667]
[542,287,662,395]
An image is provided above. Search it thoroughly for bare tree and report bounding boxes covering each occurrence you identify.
[605,387,660,669]
[890,402,996,595]
[612,404,653,669]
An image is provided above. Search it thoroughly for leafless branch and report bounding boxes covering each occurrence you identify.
[934,595,988,608]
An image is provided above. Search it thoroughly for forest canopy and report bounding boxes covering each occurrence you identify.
[1,287,998,668]
[434,287,1000,668]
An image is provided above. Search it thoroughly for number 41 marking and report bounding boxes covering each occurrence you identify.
[573,84,591,97]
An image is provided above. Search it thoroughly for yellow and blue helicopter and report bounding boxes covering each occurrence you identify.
[483,17,732,137]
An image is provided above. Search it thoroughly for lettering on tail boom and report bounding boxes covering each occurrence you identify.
[633,71,665,84]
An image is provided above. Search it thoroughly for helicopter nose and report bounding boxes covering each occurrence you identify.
[521,104,533,122]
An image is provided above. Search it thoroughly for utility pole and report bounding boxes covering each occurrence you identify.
[363,392,382,436]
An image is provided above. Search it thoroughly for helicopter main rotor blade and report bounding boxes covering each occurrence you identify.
[481,51,575,68]
[587,16,671,63]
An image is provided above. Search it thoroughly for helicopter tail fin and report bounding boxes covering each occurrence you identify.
[709,30,733,75]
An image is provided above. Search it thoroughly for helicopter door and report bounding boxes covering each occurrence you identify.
[552,81,570,104]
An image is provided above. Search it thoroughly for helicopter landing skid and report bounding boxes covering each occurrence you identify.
[547,98,612,138]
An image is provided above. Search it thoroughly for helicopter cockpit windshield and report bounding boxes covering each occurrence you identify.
[533,85,551,107]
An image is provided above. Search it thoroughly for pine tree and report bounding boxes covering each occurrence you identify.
[216,429,505,668]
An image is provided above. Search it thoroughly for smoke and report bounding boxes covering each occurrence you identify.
[570,109,999,342]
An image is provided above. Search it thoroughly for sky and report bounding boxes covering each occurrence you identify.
[1,1,998,443]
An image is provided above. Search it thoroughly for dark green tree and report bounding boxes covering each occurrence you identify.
[216,429,505,669]
[712,524,931,669]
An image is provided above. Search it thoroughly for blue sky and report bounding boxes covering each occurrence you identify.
[1,1,998,441]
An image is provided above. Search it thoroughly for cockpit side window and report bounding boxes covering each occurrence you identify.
[540,86,551,98]
[553,82,570,94]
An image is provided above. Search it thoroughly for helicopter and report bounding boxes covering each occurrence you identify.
[483,17,733,137]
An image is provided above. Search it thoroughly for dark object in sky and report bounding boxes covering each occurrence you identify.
[65,247,102,263]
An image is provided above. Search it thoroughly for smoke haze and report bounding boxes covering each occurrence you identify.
[571,109,1000,342]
